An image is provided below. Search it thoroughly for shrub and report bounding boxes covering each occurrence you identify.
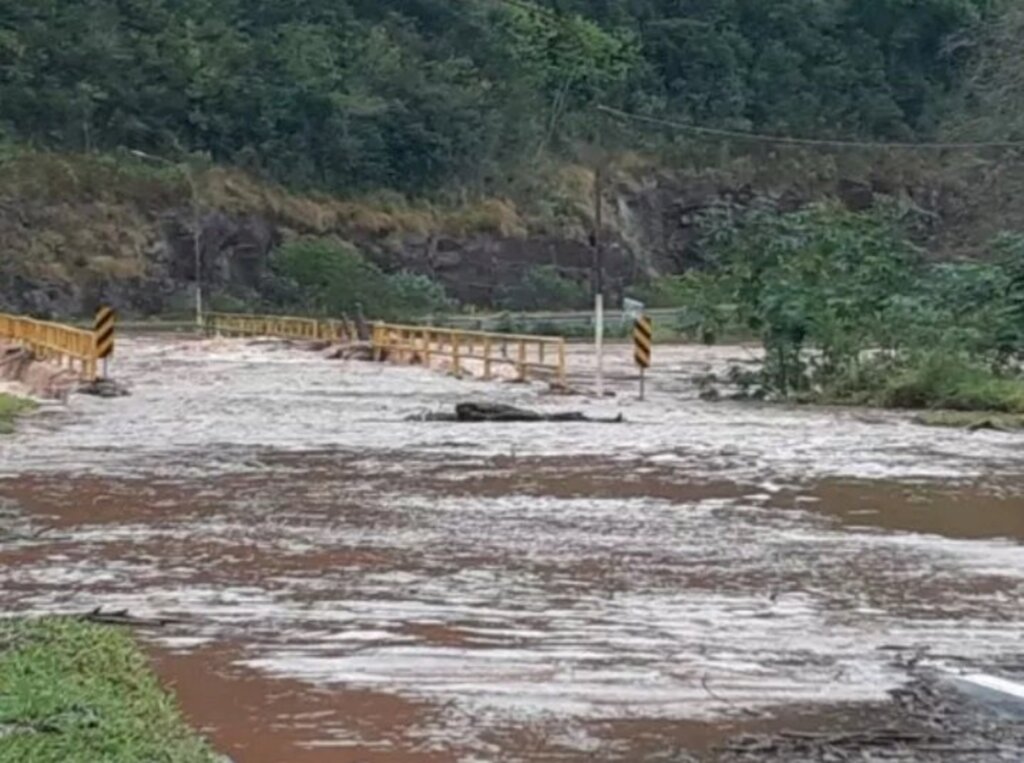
[497,265,590,311]
[880,352,1024,413]
[274,239,453,320]
[387,272,454,319]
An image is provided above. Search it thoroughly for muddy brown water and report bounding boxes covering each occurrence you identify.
[1,337,1023,761]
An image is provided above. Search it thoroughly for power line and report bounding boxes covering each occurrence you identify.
[597,104,1024,151]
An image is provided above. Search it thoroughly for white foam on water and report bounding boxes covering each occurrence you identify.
[2,491,1023,732]
[0,337,1019,482]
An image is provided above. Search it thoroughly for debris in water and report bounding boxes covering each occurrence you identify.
[78,378,130,398]
[411,402,624,423]
[81,607,185,628]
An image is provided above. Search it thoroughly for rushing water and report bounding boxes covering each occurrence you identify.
[1,336,1022,761]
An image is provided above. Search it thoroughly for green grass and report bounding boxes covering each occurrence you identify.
[913,410,1024,430]
[878,353,1024,413]
[0,618,216,763]
[0,394,36,435]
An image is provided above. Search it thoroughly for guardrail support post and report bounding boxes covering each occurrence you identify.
[483,337,493,380]
[372,323,384,361]
[452,331,461,376]
[421,330,431,367]
[517,340,527,381]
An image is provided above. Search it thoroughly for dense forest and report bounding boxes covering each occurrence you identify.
[0,0,1007,194]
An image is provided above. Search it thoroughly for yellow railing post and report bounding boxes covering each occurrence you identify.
[397,328,407,363]
[557,339,567,386]
[372,323,385,361]
[483,336,493,380]
[451,331,461,376]
[517,339,527,381]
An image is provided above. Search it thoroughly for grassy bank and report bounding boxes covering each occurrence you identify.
[0,394,36,434]
[913,411,1024,430]
[0,618,216,763]
[817,353,1024,427]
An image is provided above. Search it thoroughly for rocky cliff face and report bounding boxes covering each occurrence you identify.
[0,150,1005,319]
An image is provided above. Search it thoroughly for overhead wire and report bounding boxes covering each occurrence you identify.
[596,105,1024,151]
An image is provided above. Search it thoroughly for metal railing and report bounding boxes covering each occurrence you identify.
[205,312,356,343]
[372,322,567,384]
[0,313,99,380]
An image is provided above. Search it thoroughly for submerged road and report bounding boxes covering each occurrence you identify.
[1,336,1022,761]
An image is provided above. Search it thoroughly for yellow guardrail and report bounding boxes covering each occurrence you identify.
[205,312,356,342]
[372,322,567,385]
[0,313,99,380]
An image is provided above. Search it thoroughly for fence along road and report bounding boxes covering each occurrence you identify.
[0,312,104,381]
[205,312,358,343]
[372,322,567,384]
[2,310,569,386]
[206,311,568,385]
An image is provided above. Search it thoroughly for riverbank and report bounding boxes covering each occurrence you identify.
[0,618,217,763]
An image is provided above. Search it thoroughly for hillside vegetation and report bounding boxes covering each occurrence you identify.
[0,0,999,194]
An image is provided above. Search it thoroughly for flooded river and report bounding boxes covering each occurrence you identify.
[1,336,1022,761]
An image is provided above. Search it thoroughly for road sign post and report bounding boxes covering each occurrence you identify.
[633,314,652,400]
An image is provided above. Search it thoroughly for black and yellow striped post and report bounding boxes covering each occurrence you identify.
[633,314,653,400]
[94,306,117,378]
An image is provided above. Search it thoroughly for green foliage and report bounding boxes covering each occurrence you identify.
[0,394,35,434]
[994,233,1024,355]
[387,272,454,319]
[0,0,997,193]
[629,276,691,309]
[497,265,591,311]
[274,238,453,320]
[0,618,215,762]
[880,352,1024,413]
[693,203,921,394]
[691,202,1024,410]
[488,312,629,339]
[914,410,1024,430]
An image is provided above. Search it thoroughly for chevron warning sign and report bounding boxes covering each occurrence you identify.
[633,315,652,369]
[94,306,117,360]
[634,315,652,400]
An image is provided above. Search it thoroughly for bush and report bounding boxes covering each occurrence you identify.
[497,265,591,312]
[881,353,1024,413]
[274,239,453,320]
[629,276,692,309]
[388,272,454,319]
[688,202,1024,408]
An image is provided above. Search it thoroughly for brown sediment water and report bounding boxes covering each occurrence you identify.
[149,645,448,763]
[1,336,1022,760]
[768,478,1024,541]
